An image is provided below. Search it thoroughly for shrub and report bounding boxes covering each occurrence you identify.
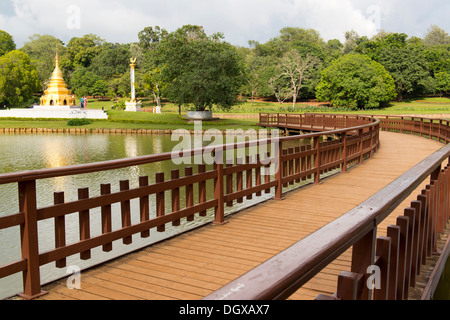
[67,118,92,126]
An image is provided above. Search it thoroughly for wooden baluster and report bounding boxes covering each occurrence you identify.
[139,177,150,238]
[387,225,401,300]
[373,236,391,300]
[396,216,409,300]
[411,200,424,276]
[156,173,165,232]
[214,155,226,225]
[288,148,294,185]
[78,188,91,259]
[246,156,253,200]
[337,271,361,300]
[198,165,207,217]
[403,207,416,295]
[54,192,66,269]
[101,184,113,252]
[119,181,132,245]
[418,193,429,263]
[236,158,244,203]
[314,136,321,185]
[185,167,194,222]
[255,155,262,197]
[264,162,271,194]
[294,147,301,183]
[226,162,234,207]
[300,145,306,181]
[282,149,288,188]
[275,140,284,200]
[171,170,181,226]
[18,180,45,299]
[351,229,376,300]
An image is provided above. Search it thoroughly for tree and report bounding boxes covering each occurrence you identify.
[20,34,65,88]
[0,50,40,106]
[62,34,104,71]
[436,71,450,96]
[356,33,429,100]
[160,25,244,112]
[0,30,16,57]
[142,67,166,108]
[316,54,396,110]
[423,25,450,46]
[276,50,320,108]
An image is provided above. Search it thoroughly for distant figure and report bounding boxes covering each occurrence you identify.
[83,97,88,109]
[80,97,84,109]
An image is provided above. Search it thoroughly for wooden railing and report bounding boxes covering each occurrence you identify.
[0,114,380,299]
[204,114,450,301]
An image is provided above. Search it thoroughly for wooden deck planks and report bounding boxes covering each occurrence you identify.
[38,131,443,301]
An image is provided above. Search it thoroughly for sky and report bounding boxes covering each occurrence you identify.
[0,0,449,48]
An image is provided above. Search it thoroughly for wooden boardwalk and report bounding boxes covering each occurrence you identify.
[37,131,443,300]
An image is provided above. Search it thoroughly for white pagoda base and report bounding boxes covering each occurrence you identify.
[125,101,142,112]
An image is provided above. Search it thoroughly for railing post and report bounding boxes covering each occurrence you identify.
[314,136,321,184]
[275,139,284,200]
[18,180,46,299]
[214,149,227,225]
[359,129,364,164]
[342,132,348,173]
[351,229,376,300]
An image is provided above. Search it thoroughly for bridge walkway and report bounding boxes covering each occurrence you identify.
[37,131,443,300]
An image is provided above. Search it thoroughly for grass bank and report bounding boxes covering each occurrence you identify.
[1,97,449,131]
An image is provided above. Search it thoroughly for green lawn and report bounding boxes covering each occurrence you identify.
[1,97,449,130]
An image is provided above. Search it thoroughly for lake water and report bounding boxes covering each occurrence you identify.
[0,132,309,299]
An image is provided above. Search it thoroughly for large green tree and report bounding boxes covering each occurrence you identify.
[20,34,65,88]
[356,33,430,100]
[0,30,16,57]
[0,50,40,106]
[316,54,396,109]
[160,25,244,112]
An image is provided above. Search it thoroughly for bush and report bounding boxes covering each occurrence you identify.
[67,118,92,126]
[316,54,396,110]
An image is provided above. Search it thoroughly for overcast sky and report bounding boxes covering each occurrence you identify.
[1,0,449,48]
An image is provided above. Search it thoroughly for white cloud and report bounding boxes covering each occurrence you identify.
[0,0,448,48]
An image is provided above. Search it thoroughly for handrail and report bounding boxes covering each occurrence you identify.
[205,113,450,301]
[0,113,380,299]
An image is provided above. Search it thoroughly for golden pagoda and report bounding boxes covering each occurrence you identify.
[40,53,76,106]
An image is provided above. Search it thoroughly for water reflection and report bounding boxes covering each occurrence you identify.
[0,132,293,299]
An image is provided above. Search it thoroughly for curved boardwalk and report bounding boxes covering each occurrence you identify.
[38,131,443,300]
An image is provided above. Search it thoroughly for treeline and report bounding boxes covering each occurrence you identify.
[0,24,449,109]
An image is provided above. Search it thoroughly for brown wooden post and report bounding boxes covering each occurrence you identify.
[255,155,262,197]
[226,163,234,207]
[359,129,364,164]
[139,176,150,238]
[396,216,409,300]
[156,173,166,232]
[314,136,321,184]
[275,140,284,200]
[387,225,401,300]
[403,207,416,294]
[374,236,391,300]
[185,167,194,221]
[171,170,181,226]
[214,153,226,225]
[120,181,132,245]
[101,184,113,252]
[18,180,46,299]
[411,201,423,276]
[198,164,207,216]
[294,147,301,183]
[351,229,376,300]
[54,192,66,269]
[78,188,92,259]
[342,132,348,173]
[337,271,361,300]
[418,193,429,263]
[236,158,244,204]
